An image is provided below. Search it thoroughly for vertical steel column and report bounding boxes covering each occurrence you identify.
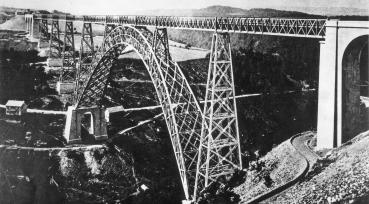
[59,21,76,82]
[49,19,62,58]
[79,22,94,61]
[39,19,49,45]
[75,22,95,101]
[194,32,242,200]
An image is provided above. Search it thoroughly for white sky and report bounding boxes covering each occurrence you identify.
[1,0,368,15]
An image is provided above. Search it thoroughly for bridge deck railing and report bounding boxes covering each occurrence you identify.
[33,14,326,38]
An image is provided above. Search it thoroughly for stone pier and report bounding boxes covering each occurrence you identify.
[317,20,369,149]
[64,106,108,143]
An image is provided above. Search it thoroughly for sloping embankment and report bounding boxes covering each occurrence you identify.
[0,15,26,31]
[266,131,369,203]
[233,132,310,202]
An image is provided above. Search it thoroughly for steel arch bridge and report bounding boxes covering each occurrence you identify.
[22,13,331,201]
[26,18,243,201]
[76,25,206,199]
[25,13,369,203]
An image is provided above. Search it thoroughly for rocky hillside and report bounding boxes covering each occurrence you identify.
[233,138,305,201]
[232,131,369,204]
[0,145,136,203]
[0,15,26,31]
[267,131,369,203]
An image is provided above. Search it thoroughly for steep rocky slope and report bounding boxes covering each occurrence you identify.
[267,131,369,203]
[233,136,305,202]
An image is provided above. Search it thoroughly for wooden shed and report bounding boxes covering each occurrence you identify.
[5,100,27,116]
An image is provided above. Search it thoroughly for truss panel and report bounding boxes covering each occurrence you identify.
[38,19,49,44]
[194,32,242,199]
[75,22,95,100]
[60,21,76,82]
[49,20,62,58]
[152,28,171,63]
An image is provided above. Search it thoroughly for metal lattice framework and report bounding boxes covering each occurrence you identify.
[28,14,251,201]
[103,23,117,52]
[49,20,62,58]
[38,19,49,44]
[195,33,242,198]
[60,21,76,82]
[153,27,171,63]
[75,22,95,99]
[34,14,327,38]
[75,25,205,199]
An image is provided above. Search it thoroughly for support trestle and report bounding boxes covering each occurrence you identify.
[49,20,62,59]
[194,32,242,199]
[57,21,77,95]
[75,22,95,100]
[60,21,76,81]
[38,19,49,48]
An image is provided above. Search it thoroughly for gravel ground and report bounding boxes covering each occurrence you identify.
[266,131,369,203]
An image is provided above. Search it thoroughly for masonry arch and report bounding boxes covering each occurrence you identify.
[74,25,203,199]
[81,111,94,135]
[342,34,369,142]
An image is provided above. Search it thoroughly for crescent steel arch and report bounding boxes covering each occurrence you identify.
[74,25,204,200]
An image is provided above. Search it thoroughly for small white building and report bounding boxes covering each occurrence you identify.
[5,100,27,116]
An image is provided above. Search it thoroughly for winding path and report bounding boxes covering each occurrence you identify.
[291,132,321,171]
[245,132,320,204]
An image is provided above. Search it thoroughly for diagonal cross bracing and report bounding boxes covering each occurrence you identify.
[75,22,95,101]
[60,21,76,82]
[38,19,49,44]
[34,14,327,38]
[49,19,63,58]
[194,32,242,199]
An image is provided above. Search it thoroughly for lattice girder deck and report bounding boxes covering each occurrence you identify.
[34,14,327,38]
[74,25,203,200]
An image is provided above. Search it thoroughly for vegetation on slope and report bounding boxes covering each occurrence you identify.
[0,49,52,104]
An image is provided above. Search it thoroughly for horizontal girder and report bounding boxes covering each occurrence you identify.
[32,14,326,38]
